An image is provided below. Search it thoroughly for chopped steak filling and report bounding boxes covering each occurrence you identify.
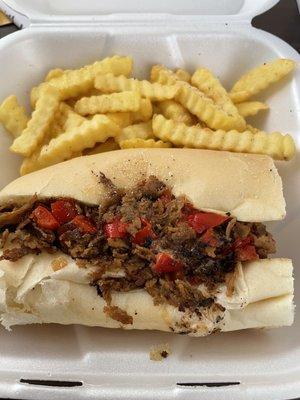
[0,175,276,320]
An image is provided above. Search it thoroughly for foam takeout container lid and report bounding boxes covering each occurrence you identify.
[0,0,299,399]
[0,0,282,26]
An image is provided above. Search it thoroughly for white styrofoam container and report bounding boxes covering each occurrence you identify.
[0,1,299,399]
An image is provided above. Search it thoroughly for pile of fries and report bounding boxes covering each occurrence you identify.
[0,55,296,176]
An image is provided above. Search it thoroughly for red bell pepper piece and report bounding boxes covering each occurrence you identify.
[133,218,156,245]
[233,236,253,249]
[71,215,97,234]
[236,245,258,262]
[187,212,229,234]
[51,199,78,224]
[153,253,183,274]
[201,228,219,247]
[233,235,258,261]
[31,205,60,231]
[104,218,128,239]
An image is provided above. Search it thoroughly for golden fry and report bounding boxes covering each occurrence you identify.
[106,112,133,128]
[20,151,40,176]
[95,73,178,101]
[37,115,120,168]
[30,87,39,109]
[45,68,64,82]
[175,69,191,82]
[0,95,29,137]
[152,66,245,131]
[10,86,60,157]
[131,98,153,122]
[48,108,64,139]
[229,91,253,104]
[151,66,190,84]
[117,121,154,143]
[20,104,84,176]
[59,103,85,132]
[230,59,296,102]
[119,138,171,149]
[176,83,245,131]
[31,56,133,104]
[20,142,81,175]
[84,138,120,155]
[191,67,245,130]
[150,65,179,85]
[75,91,141,115]
[245,124,261,134]
[152,114,295,160]
[156,100,195,125]
[46,102,84,139]
[236,101,269,118]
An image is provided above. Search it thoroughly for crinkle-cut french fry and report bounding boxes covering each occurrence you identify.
[156,100,195,126]
[10,86,60,157]
[175,69,191,82]
[116,121,154,143]
[45,68,65,82]
[229,91,253,104]
[236,101,269,118]
[31,56,133,105]
[20,109,84,175]
[47,102,81,139]
[150,65,174,84]
[37,115,120,168]
[59,103,85,132]
[119,138,171,149]
[20,151,40,175]
[131,99,153,123]
[106,112,133,128]
[75,91,141,115]
[176,83,246,131]
[20,144,82,175]
[150,65,180,85]
[191,68,246,130]
[30,87,39,109]
[31,71,94,105]
[152,67,245,131]
[84,138,120,155]
[152,114,295,160]
[151,65,191,85]
[63,89,103,108]
[95,73,178,101]
[245,124,261,134]
[0,95,29,137]
[151,65,190,84]
[48,109,64,139]
[229,59,296,101]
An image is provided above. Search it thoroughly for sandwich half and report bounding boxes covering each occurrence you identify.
[0,149,294,335]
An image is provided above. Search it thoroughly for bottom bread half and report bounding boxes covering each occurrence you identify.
[0,252,294,336]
